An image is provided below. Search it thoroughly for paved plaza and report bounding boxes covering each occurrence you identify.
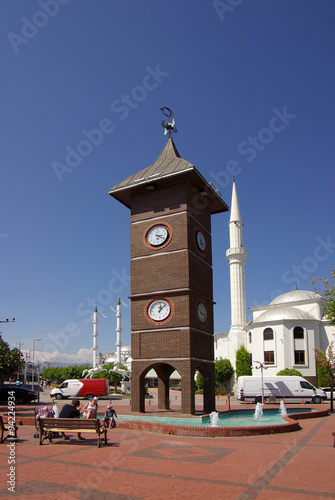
[0,393,334,499]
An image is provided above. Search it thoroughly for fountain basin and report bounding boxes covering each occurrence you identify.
[5,408,329,437]
[115,409,329,437]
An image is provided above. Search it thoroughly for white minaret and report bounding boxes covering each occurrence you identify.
[226,178,248,360]
[92,304,98,368]
[116,296,122,366]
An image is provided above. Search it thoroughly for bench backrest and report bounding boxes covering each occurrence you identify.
[40,418,100,432]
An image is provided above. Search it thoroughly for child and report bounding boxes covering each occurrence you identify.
[51,399,59,418]
[103,404,117,428]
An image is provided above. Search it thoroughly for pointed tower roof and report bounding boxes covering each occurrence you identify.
[229,178,242,222]
[109,137,228,214]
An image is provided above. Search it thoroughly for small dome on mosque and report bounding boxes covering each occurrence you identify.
[270,290,321,305]
[105,355,117,363]
[255,306,315,323]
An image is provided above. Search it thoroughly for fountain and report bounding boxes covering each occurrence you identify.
[209,411,219,426]
[254,402,264,420]
[279,400,287,416]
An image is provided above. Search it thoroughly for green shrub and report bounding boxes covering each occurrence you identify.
[215,358,234,389]
[276,368,303,377]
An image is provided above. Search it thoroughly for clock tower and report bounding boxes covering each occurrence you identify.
[109,125,228,414]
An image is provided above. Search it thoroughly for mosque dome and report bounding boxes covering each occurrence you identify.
[270,290,321,305]
[105,355,117,363]
[255,306,315,323]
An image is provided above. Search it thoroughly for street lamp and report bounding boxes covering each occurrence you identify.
[330,366,335,413]
[254,360,268,405]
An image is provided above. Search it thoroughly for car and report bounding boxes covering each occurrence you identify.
[0,386,37,404]
[320,387,335,400]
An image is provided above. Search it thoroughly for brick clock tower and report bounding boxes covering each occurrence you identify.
[109,123,228,414]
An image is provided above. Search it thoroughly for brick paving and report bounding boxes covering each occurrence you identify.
[0,396,334,499]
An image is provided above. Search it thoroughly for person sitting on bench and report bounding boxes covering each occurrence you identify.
[82,397,98,419]
[58,398,85,441]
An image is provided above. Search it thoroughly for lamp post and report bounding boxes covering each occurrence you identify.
[254,361,267,405]
[330,366,335,413]
[32,339,41,401]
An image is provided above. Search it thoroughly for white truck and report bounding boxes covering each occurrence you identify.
[50,378,109,400]
[236,376,326,404]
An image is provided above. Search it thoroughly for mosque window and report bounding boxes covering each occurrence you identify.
[248,331,252,343]
[295,350,305,364]
[264,351,274,364]
[263,328,273,340]
[293,326,304,339]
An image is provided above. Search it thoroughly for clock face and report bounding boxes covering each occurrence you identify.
[148,299,171,321]
[196,230,206,252]
[197,302,208,324]
[146,225,169,247]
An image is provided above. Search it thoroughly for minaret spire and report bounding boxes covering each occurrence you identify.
[226,179,248,361]
[116,296,122,366]
[92,304,98,368]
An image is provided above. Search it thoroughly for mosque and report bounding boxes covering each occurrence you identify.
[214,179,334,387]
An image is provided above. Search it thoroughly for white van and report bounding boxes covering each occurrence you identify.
[50,379,109,400]
[236,376,326,404]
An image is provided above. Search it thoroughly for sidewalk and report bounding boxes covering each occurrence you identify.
[0,399,334,499]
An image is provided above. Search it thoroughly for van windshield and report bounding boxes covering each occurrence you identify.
[58,382,68,389]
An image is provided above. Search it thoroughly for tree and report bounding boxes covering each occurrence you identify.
[277,368,303,377]
[314,340,335,412]
[196,359,234,392]
[40,365,91,384]
[215,358,234,389]
[0,340,25,385]
[196,371,203,391]
[316,364,330,388]
[64,365,91,380]
[311,269,335,325]
[235,345,251,379]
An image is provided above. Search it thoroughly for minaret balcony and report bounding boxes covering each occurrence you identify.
[226,247,248,259]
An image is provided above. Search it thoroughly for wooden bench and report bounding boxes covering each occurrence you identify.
[38,418,107,447]
[0,415,18,443]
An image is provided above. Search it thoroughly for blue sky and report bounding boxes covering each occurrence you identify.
[1,1,334,366]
